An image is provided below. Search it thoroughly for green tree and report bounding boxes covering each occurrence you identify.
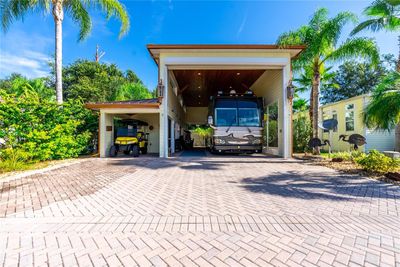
[278,8,379,150]
[293,98,309,113]
[351,0,400,70]
[321,55,395,104]
[364,71,400,150]
[114,82,153,101]
[0,0,130,104]
[61,60,153,102]
[352,0,400,151]
[0,74,54,100]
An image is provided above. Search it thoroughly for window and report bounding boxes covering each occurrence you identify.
[238,108,260,126]
[322,111,329,133]
[332,111,338,132]
[215,108,237,126]
[345,104,354,131]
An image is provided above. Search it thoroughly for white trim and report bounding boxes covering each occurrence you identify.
[282,64,290,158]
[99,108,160,114]
[163,56,289,68]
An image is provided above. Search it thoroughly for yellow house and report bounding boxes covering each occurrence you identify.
[319,94,396,152]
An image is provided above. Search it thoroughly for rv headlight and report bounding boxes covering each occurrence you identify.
[252,138,262,145]
[214,138,225,145]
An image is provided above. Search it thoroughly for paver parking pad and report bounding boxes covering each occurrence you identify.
[1,156,399,266]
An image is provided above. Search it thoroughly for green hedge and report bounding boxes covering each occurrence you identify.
[0,89,97,165]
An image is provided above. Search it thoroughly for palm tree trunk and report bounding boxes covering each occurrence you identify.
[311,69,320,154]
[53,1,64,104]
[311,72,320,138]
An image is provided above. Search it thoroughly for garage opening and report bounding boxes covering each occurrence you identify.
[167,68,283,157]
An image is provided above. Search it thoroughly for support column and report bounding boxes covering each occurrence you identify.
[170,119,175,154]
[159,63,169,158]
[282,64,291,159]
[99,111,113,157]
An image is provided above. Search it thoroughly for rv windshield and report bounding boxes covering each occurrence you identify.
[215,108,237,126]
[214,99,261,127]
[238,108,259,126]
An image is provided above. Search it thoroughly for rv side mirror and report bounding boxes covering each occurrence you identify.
[208,115,213,125]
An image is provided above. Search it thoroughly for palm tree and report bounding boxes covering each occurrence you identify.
[364,71,400,150]
[1,0,130,104]
[294,65,338,120]
[352,0,400,151]
[351,0,400,71]
[277,8,379,153]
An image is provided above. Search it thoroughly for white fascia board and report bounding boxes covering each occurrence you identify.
[101,108,160,114]
[163,56,289,69]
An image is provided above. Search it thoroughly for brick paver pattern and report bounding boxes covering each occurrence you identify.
[0,156,399,266]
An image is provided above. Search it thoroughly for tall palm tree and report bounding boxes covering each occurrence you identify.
[277,8,379,152]
[364,72,400,150]
[352,0,400,151]
[1,0,130,104]
[351,0,400,71]
[294,65,338,120]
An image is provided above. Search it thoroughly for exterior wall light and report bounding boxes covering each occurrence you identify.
[157,80,165,97]
[287,82,295,100]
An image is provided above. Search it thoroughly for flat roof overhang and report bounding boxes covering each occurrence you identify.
[85,99,160,110]
[147,44,306,65]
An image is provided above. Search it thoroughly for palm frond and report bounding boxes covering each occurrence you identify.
[309,8,329,31]
[96,0,130,38]
[351,18,386,34]
[364,71,400,130]
[365,0,392,17]
[324,37,380,66]
[319,11,357,46]
[1,0,49,30]
[65,0,92,41]
[352,0,400,34]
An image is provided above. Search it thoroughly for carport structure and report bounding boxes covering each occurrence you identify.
[88,44,304,158]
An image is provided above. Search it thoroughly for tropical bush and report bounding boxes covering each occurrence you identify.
[355,150,400,173]
[330,151,366,162]
[0,88,97,170]
[293,113,312,153]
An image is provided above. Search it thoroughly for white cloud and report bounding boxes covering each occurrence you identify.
[0,29,52,78]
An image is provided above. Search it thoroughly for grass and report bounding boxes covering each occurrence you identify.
[0,160,51,175]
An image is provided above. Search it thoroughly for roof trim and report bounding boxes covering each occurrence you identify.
[320,94,370,109]
[147,44,306,64]
[85,102,160,110]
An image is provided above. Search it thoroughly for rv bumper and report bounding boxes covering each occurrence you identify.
[213,145,262,153]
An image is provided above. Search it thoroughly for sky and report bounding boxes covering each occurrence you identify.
[0,0,398,92]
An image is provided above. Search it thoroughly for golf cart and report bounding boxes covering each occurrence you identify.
[109,119,149,157]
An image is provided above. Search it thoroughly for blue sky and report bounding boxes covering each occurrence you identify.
[0,0,398,91]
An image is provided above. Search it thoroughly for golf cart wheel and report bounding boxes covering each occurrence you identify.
[109,145,118,157]
[132,145,140,157]
[141,146,148,154]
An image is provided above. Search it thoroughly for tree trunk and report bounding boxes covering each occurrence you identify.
[311,69,320,154]
[53,1,64,104]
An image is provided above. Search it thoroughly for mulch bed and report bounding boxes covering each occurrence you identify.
[294,153,400,186]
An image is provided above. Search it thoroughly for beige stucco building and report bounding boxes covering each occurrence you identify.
[87,44,305,158]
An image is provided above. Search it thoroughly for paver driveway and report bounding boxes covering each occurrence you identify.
[1,155,399,267]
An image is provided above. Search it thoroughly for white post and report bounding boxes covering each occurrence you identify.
[159,63,169,158]
[282,65,291,159]
[170,119,175,154]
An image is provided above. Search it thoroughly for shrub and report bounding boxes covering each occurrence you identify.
[293,114,312,153]
[355,150,400,173]
[331,151,366,162]
[0,89,96,164]
[0,148,30,172]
